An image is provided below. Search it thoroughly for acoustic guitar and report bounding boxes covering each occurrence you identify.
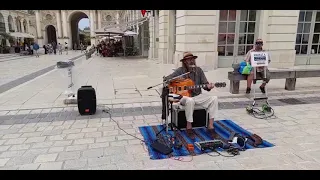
[168,78,226,97]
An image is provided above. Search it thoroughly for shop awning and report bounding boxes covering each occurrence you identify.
[10,32,35,38]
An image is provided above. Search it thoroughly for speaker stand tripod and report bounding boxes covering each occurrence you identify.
[63,62,77,105]
[156,93,181,137]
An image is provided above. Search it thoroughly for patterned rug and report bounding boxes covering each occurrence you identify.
[138,120,274,160]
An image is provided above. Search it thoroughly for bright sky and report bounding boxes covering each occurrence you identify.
[78,18,89,30]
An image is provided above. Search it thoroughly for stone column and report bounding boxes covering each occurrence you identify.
[20,19,25,33]
[35,10,42,38]
[148,15,154,59]
[263,10,299,68]
[158,10,169,64]
[133,10,137,31]
[154,11,159,59]
[26,18,30,33]
[90,10,95,45]
[61,10,68,38]
[98,10,102,29]
[56,10,62,38]
[167,11,175,64]
[135,11,139,33]
[136,11,139,32]
[174,10,217,69]
[116,11,119,25]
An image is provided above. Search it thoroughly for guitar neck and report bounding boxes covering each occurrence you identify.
[187,82,226,89]
[187,84,208,90]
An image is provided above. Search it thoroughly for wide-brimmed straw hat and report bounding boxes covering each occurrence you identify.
[180,52,198,62]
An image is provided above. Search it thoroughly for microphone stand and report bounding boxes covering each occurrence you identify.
[146,72,190,137]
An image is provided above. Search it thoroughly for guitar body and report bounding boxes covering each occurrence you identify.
[168,78,194,97]
[168,78,227,98]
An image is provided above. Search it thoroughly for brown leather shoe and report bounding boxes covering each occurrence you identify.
[186,129,195,140]
[207,128,217,139]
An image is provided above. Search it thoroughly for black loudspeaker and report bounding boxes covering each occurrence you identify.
[177,109,208,129]
[77,86,97,115]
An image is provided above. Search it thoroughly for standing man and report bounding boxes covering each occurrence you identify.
[80,42,84,53]
[33,42,40,57]
[52,41,57,55]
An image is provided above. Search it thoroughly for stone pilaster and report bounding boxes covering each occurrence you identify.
[174,10,218,69]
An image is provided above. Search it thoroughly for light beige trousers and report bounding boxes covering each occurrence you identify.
[179,93,219,123]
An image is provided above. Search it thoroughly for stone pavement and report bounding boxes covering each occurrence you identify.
[1,55,320,169]
[0,51,84,94]
[0,102,320,169]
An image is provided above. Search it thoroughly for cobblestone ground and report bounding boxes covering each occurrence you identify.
[1,98,320,169]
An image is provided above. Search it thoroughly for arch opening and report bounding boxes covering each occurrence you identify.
[46,25,57,44]
[69,11,90,49]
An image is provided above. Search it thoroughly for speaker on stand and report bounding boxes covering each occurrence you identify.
[77,85,97,115]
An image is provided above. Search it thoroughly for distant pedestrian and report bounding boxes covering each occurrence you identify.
[33,42,40,57]
[30,44,34,55]
[80,42,84,53]
[52,41,57,55]
[74,43,77,51]
[43,45,47,54]
[65,42,68,55]
[58,43,63,55]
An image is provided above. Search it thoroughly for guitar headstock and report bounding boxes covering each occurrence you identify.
[214,82,227,88]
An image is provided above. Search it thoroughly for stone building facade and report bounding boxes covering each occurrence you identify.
[32,10,124,48]
[0,10,32,45]
[145,10,320,69]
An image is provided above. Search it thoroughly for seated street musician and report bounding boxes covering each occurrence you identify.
[164,52,219,139]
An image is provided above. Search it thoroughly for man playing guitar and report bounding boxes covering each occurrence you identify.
[164,52,218,139]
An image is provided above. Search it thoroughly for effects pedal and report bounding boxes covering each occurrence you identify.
[195,140,223,151]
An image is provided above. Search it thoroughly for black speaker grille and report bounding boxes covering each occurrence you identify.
[77,86,97,115]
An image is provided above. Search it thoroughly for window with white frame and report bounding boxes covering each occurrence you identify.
[218,10,258,56]
[295,10,320,55]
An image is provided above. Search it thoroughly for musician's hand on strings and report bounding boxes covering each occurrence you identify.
[207,83,214,90]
